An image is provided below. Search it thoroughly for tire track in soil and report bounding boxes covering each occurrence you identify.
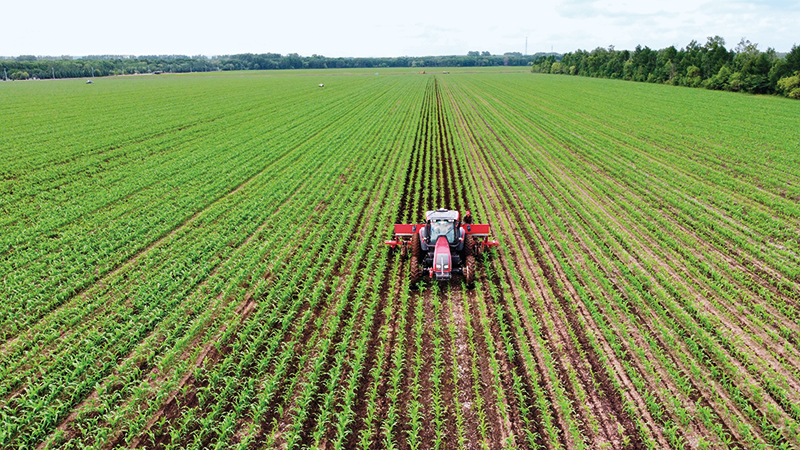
[384,76,502,450]
[444,85,550,449]
[395,127,429,450]
[415,287,438,449]
[446,281,489,450]
[440,80,553,449]
[432,284,466,449]
[391,83,430,449]
[480,267,563,450]
[456,98,573,449]
[485,208,616,447]
[338,78,429,448]
[395,78,432,222]
[457,87,651,449]
[360,259,411,450]
[462,287,511,450]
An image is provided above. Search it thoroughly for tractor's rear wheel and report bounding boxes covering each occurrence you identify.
[410,255,423,285]
[464,255,476,286]
[464,234,475,257]
[410,232,422,259]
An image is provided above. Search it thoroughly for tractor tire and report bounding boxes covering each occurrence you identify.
[464,234,475,257]
[409,255,423,285]
[410,231,422,260]
[464,255,476,285]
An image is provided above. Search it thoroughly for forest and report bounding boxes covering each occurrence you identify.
[0,52,543,80]
[532,37,800,99]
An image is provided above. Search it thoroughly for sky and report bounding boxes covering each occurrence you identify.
[3,0,799,57]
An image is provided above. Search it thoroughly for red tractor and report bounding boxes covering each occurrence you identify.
[385,209,499,284]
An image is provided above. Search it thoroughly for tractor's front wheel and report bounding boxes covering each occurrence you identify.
[464,255,476,286]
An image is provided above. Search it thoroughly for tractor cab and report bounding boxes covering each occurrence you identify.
[430,220,456,244]
[421,209,462,251]
[419,209,464,280]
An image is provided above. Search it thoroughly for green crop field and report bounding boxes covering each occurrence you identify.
[1,70,799,449]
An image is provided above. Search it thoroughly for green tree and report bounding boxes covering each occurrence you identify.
[705,65,732,90]
[702,36,732,77]
[777,71,800,98]
[785,44,800,72]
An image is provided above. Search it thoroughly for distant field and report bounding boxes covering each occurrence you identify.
[1,70,799,449]
[170,65,531,75]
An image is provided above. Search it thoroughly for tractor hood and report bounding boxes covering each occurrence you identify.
[432,236,452,280]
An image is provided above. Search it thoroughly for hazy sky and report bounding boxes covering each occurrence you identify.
[3,0,799,57]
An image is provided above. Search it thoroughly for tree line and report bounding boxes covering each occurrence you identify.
[531,37,800,99]
[0,52,545,81]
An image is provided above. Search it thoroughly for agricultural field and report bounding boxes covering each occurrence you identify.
[1,70,799,449]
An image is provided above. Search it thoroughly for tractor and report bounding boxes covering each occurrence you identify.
[385,209,499,285]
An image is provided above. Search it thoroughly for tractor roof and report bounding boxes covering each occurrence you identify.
[425,209,459,222]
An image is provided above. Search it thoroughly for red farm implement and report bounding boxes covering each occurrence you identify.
[385,209,499,285]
